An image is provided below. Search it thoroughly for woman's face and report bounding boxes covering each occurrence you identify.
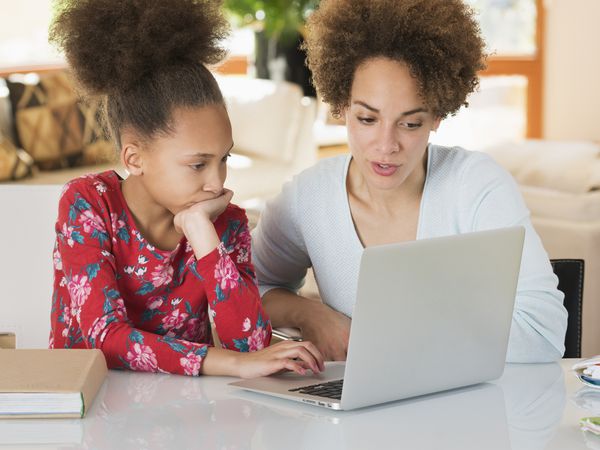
[136,104,233,215]
[345,57,440,192]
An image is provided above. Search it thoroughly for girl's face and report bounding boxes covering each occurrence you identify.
[345,57,441,192]
[134,104,233,215]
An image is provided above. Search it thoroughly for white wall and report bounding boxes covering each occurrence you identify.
[543,0,600,141]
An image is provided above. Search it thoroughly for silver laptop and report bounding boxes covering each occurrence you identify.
[230,226,525,410]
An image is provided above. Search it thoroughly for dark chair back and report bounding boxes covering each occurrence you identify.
[550,259,584,358]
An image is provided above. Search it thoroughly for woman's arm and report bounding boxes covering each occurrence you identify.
[461,154,568,362]
[252,181,351,360]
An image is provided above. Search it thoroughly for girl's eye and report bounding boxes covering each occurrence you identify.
[221,153,231,163]
[190,163,205,171]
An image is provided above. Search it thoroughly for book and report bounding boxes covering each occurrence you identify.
[0,349,107,419]
[0,333,15,349]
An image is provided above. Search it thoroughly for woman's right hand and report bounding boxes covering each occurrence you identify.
[300,302,351,362]
[235,340,326,379]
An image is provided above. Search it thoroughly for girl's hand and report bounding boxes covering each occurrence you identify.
[174,189,234,234]
[235,340,326,379]
[173,189,234,259]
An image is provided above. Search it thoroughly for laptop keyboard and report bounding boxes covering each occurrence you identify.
[288,379,344,400]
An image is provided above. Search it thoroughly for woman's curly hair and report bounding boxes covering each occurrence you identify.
[50,0,230,147]
[303,0,487,118]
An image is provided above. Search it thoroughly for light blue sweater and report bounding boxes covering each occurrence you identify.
[252,145,568,362]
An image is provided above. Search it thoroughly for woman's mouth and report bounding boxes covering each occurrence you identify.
[371,162,399,176]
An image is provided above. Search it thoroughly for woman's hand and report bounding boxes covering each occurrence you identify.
[300,302,351,362]
[235,340,326,379]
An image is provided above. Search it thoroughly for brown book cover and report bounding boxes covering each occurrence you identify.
[0,349,107,419]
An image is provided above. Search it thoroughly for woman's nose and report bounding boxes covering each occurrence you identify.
[377,126,400,154]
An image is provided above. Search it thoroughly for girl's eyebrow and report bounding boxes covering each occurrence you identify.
[183,143,235,159]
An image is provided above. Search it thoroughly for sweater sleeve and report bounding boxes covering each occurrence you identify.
[192,207,272,351]
[459,154,568,362]
[56,183,219,375]
[251,178,312,297]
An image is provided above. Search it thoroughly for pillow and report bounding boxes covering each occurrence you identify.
[0,132,34,181]
[6,71,113,170]
[484,140,600,194]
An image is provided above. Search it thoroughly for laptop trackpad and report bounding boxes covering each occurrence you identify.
[230,361,346,395]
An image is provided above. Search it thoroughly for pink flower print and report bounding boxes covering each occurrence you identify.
[242,317,251,332]
[236,247,249,264]
[236,228,252,252]
[214,256,239,292]
[110,213,126,235]
[247,327,267,352]
[53,248,62,271]
[146,296,163,310]
[180,352,202,376]
[151,264,173,287]
[95,181,107,194]
[162,310,188,331]
[61,223,76,247]
[61,305,71,323]
[126,343,158,372]
[78,209,106,234]
[89,315,108,342]
[67,275,91,309]
[182,318,200,341]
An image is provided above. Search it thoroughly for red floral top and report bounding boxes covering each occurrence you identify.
[49,171,271,375]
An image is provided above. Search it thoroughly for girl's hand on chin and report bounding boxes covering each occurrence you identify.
[174,189,234,233]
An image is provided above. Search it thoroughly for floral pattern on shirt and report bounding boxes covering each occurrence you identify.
[50,171,271,375]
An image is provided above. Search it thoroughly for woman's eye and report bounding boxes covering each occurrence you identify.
[221,153,231,163]
[358,117,375,124]
[190,163,205,171]
[402,122,423,129]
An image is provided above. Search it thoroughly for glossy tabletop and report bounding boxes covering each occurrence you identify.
[1,359,599,449]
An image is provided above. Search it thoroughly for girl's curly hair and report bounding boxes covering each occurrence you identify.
[303,0,487,118]
[50,0,230,147]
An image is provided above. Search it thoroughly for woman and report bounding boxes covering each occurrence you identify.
[252,0,567,362]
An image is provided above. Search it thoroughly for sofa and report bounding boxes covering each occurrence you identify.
[0,74,317,206]
[0,74,317,349]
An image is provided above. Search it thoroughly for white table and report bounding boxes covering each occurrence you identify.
[1,359,599,449]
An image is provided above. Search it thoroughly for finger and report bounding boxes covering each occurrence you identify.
[299,341,326,371]
[278,345,321,373]
[281,359,307,375]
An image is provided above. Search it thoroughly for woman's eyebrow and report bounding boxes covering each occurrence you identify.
[352,100,426,116]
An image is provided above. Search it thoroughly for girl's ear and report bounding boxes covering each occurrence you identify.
[120,131,144,176]
[121,143,143,176]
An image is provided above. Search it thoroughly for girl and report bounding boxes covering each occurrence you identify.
[49,0,324,377]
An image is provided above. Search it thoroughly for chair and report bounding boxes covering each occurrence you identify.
[550,259,584,358]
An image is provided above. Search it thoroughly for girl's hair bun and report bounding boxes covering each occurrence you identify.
[50,0,229,94]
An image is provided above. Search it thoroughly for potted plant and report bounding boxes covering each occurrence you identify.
[224,0,319,96]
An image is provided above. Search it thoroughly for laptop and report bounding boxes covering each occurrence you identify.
[230,226,525,410]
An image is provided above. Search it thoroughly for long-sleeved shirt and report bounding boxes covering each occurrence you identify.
[50,170,271,375]
[252,145,568,362]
